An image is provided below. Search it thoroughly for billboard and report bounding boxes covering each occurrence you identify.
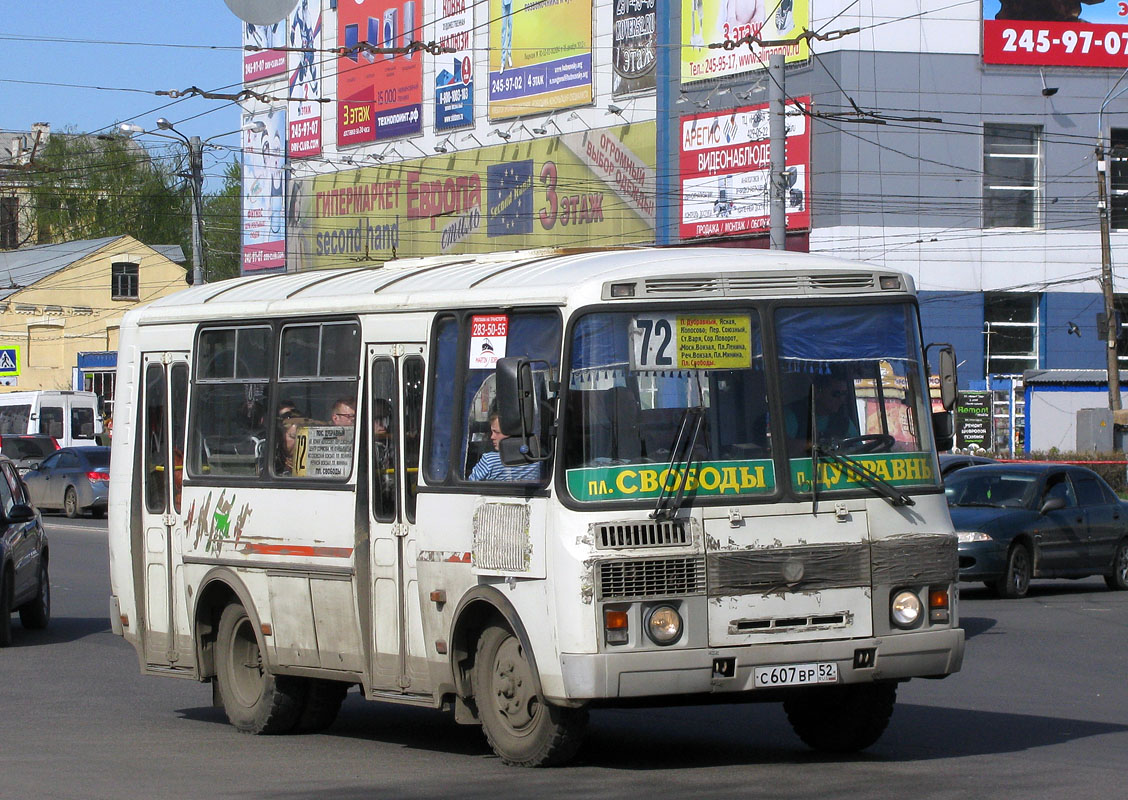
[613,0,657,96]
[681,0,809,84]
[984,2,1128,67]
[244,15,289,83]
[288,0,322,158]
[243,109,287,273]
[487,0,593,121]
[336,0,423,146]
[679,97,811,240]
[435,0,474,131]
[287,122,655,269]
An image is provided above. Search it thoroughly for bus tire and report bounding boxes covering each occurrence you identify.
[19,561,50,630]
[471,623,587,767]
[784,681,897,753]
[215,602,305,734]
[294,679,349,733]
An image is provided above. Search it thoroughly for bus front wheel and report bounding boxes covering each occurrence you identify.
[784,681,897,753]
[471,624,588,767]
[215,602,305,734]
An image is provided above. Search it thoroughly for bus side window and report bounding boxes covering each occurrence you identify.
[371,358,396,522]
[403,356,424,522]
[425,316,459,484]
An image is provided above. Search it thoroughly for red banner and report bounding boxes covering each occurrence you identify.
[984,20,1128,67]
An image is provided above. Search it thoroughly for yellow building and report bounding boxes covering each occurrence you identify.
[0,235,188,414]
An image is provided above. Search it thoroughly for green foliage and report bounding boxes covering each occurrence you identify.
[201,158,243,282]
[1024,450,1128,493]
[28,129,191,252]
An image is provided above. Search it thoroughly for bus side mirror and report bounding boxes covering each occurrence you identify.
[935,344,958,411]
[932,411,954,452]
[496,357,544,465]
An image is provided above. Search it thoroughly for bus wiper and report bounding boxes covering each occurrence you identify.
[813,444,915,507]
[651,405,705,521]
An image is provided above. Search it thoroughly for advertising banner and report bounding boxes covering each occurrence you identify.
[435,0,475,130]
[568,458,776,502]
[336,0,423,146]
[955,391,993,450]
[790,452,935,493]
[242,109,287,273]
[679,97,810,240]
[487,0,593,120]
[613,0,657,96]
[288,0,322,158]
[244,15,290,83]
[287,122,655,270]
[984,1,1128,67]
[681,0,809,84]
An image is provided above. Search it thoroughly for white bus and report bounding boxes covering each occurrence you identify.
[108,247,964,766]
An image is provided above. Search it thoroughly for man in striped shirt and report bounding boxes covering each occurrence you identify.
[469,413,542,482]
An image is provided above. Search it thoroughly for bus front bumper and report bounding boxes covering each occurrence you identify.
[558,627,964,701]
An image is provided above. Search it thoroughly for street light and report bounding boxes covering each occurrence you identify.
[1096,69,1128,411]
[120,119,265,286]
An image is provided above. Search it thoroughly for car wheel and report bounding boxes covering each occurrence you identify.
[215,602,305,734]
[1105,539,1128,591]
[997,544,1032,599]
[784,681,898,753]
[472,623,588,767]
[63,487,79,519]
[0,568,12,647]
[18,560,49,630]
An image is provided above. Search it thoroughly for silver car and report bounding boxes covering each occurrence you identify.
[23,446,110,518]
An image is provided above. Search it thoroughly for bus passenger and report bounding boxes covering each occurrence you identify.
[276,417,301,475]
[469,413,541,481]
[331,396,357,426]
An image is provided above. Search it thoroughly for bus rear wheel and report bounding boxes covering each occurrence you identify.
[784,681,897,753]
[471,624,587,767]
[215,602,305,734]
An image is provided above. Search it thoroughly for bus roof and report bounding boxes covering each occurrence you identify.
[130,247,914,325]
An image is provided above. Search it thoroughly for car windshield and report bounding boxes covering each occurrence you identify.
[945,470,1036,508]
[1,437,55,460]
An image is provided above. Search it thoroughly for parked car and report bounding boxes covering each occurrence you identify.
[0,434,59,475]
[0,453,49,646]
[946,463,1128,598]
[938,453,997,477]
[23,446,110,519]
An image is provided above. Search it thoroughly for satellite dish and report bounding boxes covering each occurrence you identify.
[224,0,298,25]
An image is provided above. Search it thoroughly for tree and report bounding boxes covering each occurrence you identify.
[28,128,191,253]
[201,158,243,282]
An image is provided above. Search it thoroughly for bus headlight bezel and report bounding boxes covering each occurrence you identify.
[890,589,923,629]
[645,604,683,646]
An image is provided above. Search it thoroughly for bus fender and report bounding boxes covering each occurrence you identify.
[191,566,266,679]
[448,585,542,703]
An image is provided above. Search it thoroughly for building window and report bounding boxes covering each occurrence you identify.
[984,292,1039,376]
[983,124,1042,228]
[111,261,139,300]
[1,196,17,250]
[1111,129,1128,230]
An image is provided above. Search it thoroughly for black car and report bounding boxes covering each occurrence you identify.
[946,463,1128,598]
[938,453,997,477]
[0,453,49,646]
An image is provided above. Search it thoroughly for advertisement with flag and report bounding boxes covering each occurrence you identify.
[336,0,423,146]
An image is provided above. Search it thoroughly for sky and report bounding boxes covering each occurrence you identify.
[2,1,248,183]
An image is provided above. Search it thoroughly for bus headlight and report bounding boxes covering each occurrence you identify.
[645,605,683,645]
[890,590,922,629]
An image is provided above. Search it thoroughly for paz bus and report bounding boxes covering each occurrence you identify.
[107,247,964,766]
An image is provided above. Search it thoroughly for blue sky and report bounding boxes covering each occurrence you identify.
[2,1,246,179]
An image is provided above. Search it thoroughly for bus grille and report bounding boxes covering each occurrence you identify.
[595,520,689,549]
[598,557,706,600]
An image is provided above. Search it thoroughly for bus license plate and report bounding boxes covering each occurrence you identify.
[754,662,838,688]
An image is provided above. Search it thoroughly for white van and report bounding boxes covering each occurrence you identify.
[0,390,103,448]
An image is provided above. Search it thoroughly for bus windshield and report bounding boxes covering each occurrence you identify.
[562,302,938,504]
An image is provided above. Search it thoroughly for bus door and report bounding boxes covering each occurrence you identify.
[367,345,430,693]
[139,353,193,670]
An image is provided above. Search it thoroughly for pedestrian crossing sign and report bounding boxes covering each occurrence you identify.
[0,347,20,377]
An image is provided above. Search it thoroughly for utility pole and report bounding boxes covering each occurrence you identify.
[1097,141,1122,410]
[188,136,206,286]
[769,53,786,251]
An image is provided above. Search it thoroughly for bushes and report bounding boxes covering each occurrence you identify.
[1021,450,1128,494]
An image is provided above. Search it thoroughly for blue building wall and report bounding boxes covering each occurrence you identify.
[1043,293,1106,370]
[918,291,983,385]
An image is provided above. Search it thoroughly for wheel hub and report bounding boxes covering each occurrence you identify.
[492,639,536,730]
